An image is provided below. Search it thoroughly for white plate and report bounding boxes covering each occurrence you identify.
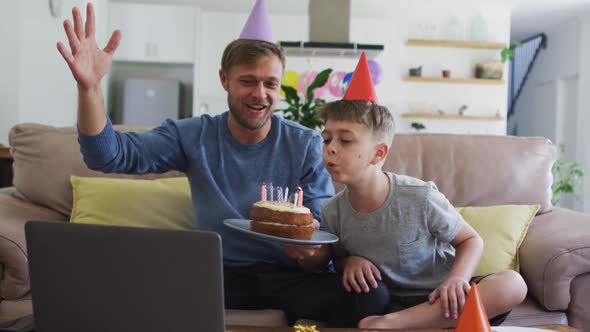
[492,327,552,332]
[223,219,339,246]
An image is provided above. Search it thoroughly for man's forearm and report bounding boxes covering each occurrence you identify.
[449,236,483,281]
[77,85,107,135]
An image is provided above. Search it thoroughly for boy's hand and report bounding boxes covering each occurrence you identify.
[342,256,382,293]
[428,277,470,320]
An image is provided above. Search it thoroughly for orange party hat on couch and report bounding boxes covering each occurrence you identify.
[343,52,379,103]
[454,283,492,332]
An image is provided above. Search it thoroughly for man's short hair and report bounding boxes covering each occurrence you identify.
[318,100,395,146]
[221,39,286,73]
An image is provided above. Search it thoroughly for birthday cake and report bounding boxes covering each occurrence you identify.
[250,185,314,240]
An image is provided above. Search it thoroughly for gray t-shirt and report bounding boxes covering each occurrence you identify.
[322,172,462,296]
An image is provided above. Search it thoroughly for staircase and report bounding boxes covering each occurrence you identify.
[507,34,547,134]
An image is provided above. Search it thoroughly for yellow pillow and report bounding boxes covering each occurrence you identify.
[70,176,195,230]
[456,204,539,276]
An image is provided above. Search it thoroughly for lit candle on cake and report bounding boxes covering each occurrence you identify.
[297,187,303,207]
[277,187,283,203]
[261,183,267,202]
[269,183,274,201]
[284,187,289,203]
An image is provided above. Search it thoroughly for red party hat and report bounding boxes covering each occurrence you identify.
[454,283,492,332]
[343,52,379,103]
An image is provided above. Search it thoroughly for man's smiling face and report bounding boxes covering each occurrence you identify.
[221,54,283,131]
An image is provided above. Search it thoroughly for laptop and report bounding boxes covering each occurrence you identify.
[25,221,225,332]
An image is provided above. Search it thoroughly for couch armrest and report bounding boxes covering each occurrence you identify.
[519,207,590,311]
[0,191,67,300]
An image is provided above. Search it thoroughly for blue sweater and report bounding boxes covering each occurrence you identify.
[78,112,334,267]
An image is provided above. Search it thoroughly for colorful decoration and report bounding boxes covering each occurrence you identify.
[326,71,346,97]
[281,71,300,97]
[368,59,383,85]
[294,324,319,332]
[297,71,317,95]
[281,60,382,99]
[341,72,354,95]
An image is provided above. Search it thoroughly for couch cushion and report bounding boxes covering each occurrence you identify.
[9,123,184,216]
[519,207,590,311]
[0,295,32,321]
[503,297,567,326]
[382,134,556,213]
[0,193,67,300]
[70,176,194,230]
[457,205,539,276]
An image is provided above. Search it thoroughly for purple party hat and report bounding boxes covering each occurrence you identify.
[239,0,273,43]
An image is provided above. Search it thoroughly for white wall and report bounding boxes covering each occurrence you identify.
[0,1,22,145]
[1,0,511,142]
[196,0,511,135]
[0,0,109,144]
[390,2,511,135]
[512,18,587,211]
[579,14,590,213]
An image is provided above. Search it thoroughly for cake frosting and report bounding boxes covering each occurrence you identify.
[253,201,311,214]
[250,200,314,240]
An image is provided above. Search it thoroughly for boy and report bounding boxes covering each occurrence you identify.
[316,53,528,329]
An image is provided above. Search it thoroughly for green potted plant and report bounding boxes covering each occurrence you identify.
[411,122,426,132]
[552,160,584,206]
[275,69,332,130]
[475,41,522,79]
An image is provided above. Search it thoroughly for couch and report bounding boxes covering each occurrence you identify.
[0,123,589,330]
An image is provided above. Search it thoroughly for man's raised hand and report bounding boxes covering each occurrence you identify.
[57,3,121,91]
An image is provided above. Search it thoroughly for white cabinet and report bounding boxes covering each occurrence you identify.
[109,3,197,64]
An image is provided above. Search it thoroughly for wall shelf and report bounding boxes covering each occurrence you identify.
[401,112,505,121]
[406,39,507,49]
[404,76,504,85]
[279,41,383,59]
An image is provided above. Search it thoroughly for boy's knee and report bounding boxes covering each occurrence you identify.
[490,270,528,304]
[505,270,527,302]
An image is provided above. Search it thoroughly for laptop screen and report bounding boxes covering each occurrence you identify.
[25,221,225,332]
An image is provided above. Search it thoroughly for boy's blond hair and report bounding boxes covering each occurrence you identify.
[317,100,395,146]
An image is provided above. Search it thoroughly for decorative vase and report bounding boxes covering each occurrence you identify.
[475,62,503,79]
[470,13,488,41]
[409,66,423,77]
[442,70,451,78]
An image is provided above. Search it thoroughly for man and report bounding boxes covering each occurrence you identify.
[57,1,387,326]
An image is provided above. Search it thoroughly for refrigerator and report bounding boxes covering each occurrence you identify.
[117,79,181,126]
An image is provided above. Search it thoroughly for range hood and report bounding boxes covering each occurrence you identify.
[279,0,384,58]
